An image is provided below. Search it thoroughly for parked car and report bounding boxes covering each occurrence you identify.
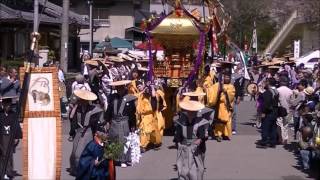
[296,50,320,69]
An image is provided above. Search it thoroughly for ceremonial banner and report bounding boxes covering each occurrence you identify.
[294,40,300,59]
[19,67,61,180]
[252,21,258,53]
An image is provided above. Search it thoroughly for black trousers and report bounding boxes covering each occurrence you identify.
[261,112,277,145]
[69,117,79,138]
[0,135,14,176]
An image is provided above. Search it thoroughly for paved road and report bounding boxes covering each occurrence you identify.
[14,100,312,180]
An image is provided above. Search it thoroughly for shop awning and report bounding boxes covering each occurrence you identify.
[111,37,133,49]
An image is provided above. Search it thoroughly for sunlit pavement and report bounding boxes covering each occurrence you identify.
[14,101,312,180]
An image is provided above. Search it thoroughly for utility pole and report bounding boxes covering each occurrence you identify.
[60,0,70,72]
[33,0,39,32]
[88,0,93,56]
[32,0,40,65]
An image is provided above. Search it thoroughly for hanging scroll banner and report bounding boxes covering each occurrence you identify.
[19,67,62,180]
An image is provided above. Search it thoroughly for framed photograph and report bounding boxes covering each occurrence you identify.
[19,67,62,180]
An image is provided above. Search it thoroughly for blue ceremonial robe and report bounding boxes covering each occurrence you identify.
[76,140,108,180]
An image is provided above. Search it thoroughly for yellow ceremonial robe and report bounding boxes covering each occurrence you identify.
[155,89,167,138]
[207,83,235,138]
[203,75,213,89]
[128,80,139,96]
[136,94,161,148]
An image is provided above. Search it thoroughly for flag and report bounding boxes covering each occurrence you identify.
[211,25,219,56]
[244,35,249,52]
[229,42,250,80]
[252,21,258,53]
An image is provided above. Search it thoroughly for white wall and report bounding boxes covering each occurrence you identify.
[78,1,134,43]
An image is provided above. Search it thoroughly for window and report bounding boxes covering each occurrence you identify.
[308,58,320,63]
[93,8,109,20]
[93,8,110,27]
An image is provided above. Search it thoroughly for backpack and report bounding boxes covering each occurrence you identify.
[271,88,288,117]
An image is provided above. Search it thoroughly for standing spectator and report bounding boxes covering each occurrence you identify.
[257,78,279,148]
[299,126,316,170]
[0,96,22,179]
[232,74,246,135]
[290,79,308,139]
[56,62,67,118]
[0,68,20,111]
[0,67,7,78]
[277,76,293,144]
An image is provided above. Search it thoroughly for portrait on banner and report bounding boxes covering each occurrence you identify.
[28,73,54,111]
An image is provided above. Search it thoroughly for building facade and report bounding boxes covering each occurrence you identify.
[70,0,150,51]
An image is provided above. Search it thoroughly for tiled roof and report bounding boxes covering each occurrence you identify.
[0,2,88,26]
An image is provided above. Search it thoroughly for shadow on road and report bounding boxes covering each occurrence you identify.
[283,142,320,179]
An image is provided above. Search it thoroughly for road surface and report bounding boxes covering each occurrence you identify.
[14,100,312,180]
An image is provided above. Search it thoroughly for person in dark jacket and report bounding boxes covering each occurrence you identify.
[0,96,22,179]
[76,129,109,180]
[105,80,137,168]
[257,78,279,148]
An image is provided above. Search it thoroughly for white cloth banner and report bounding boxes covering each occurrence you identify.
[294,40,300,59]
[28,117,56,180]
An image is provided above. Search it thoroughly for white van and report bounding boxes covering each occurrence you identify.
[296,50,320,69]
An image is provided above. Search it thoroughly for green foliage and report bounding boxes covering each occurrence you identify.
[103,140,124,160]
[221,0,277,52]
[48,50,56,61]
[0,59,24,68]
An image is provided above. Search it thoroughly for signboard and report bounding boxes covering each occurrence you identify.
[19,67,61,180]
[294,40,300,59]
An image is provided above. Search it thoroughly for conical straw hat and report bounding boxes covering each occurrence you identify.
[84,60,99,66]
[74,89,97,101]
[90,58,105,62]
[183,91,206,97]
[179,100,205,111]
[109,56,124,63]
[268,65,281,69]
[118,53,134,61]
[109,80,132,87]
[138,67,149,71]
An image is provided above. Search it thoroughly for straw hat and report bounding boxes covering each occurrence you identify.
[84,60,99,66]
[127,53,141,60]
[268,65,281,69]
[261,58,284,66]
[304,87,314,96]
[108,56,124,63]
[118,53,134,61]
[74,89,97,101]
[104,60,114,65]
[183,91,206,97]
[90,58,105,62]
[138,67,149,71]
[179,100,205,111]
[109,80,132,87]
[301,69,312,74]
